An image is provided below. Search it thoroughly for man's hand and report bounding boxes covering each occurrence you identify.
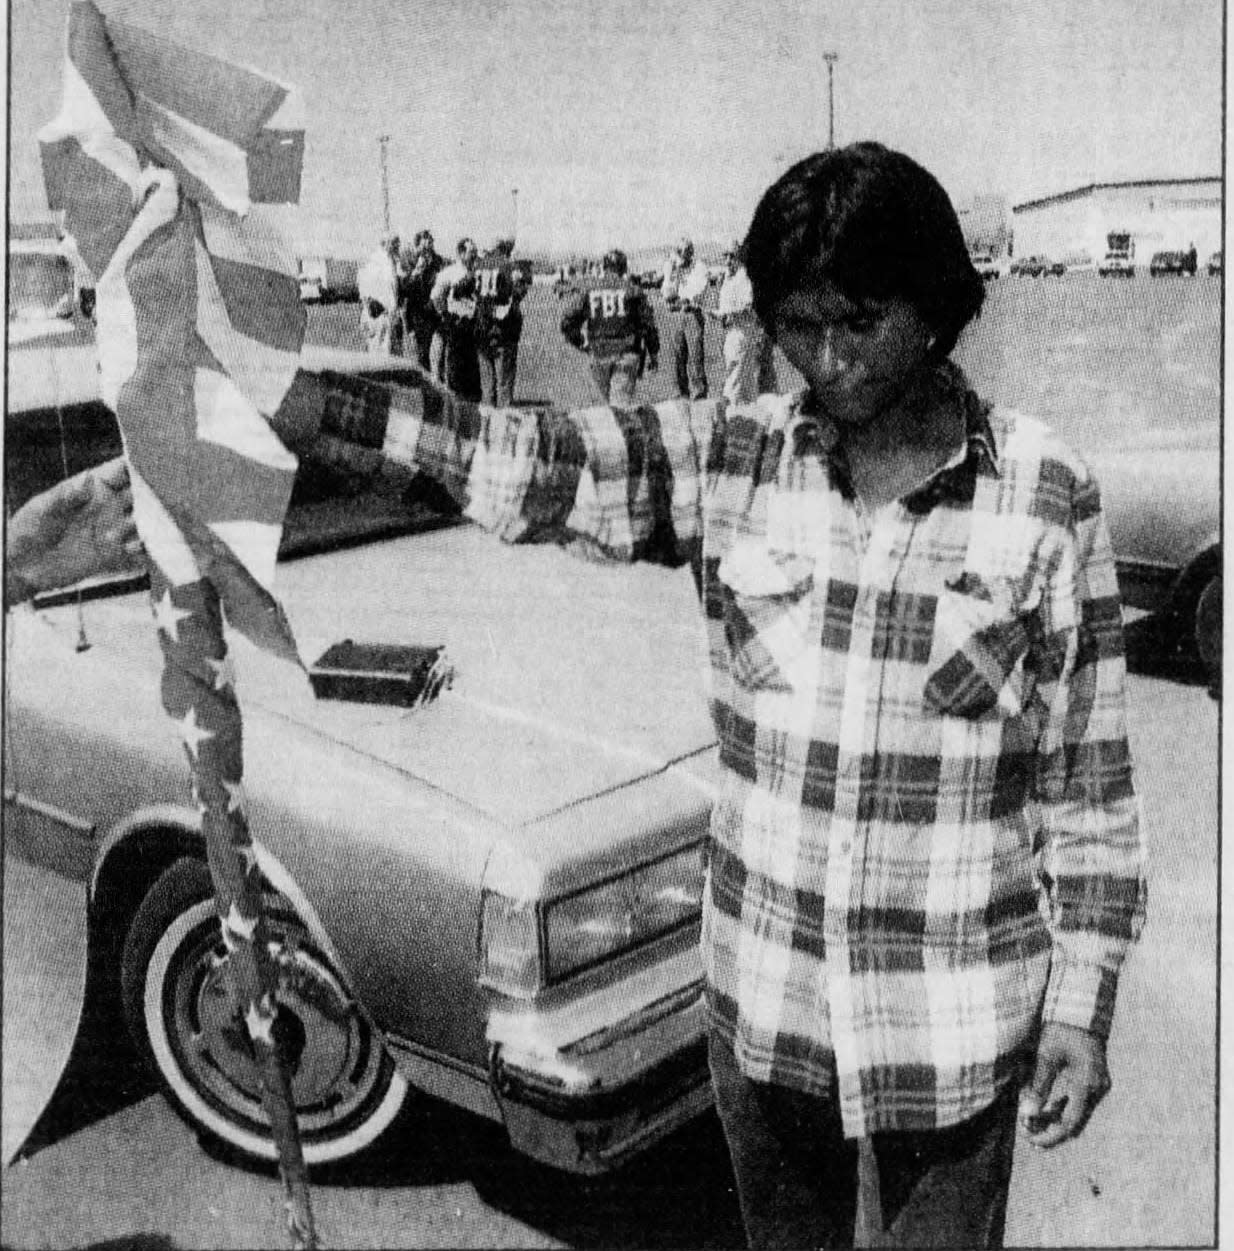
[6,458,143,604]
[1019,1023,1111,1149]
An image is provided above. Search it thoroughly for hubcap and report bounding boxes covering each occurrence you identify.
[166,910,383,1135]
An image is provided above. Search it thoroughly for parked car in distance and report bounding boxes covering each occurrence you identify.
[1009,255,1049,277]
[1089,427,1221,689]
[6,323,719,1173]
[1098,231,1136,277]
[1149,250,1189,277]
[1206,250,1223,276]
[969,251,1003,280]
[1045,258,1067,277]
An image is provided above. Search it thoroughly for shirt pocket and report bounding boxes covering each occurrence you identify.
[717,542,815,693]
[924,574,1037,719]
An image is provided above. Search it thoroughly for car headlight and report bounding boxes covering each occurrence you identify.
[479,843,706,998]
[545,843,704,983]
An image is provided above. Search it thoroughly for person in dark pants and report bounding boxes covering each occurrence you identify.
[559,248,659,406]
[660,236,710,399]
[703,143,1146,1249]
[430,237,481,401]
[475,238,522,406]
[401,229,444,371]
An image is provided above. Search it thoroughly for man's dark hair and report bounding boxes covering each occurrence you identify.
[743,142,984,359]
[603,248,628,276]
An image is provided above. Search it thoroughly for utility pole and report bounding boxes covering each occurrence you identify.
[822,53,838,149]
[511,187,519,246]
[378,134,391,236]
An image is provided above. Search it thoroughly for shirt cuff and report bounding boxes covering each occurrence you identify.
[1041,950,1120,1039]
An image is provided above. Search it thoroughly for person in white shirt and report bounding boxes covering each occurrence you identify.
[660,236,710,399]
[357,235,404,355]
[429,237,482,400]
[709,241,777,404]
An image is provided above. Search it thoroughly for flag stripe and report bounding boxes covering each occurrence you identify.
[105,13,287,148]
[39,135,136,278]
[65,0,138,142]
[195,368,299,472]
[137,94,252,213]
[193,227,303,417]
[249,129,305,204]
[128,463,203,584]
[208,254,305,354]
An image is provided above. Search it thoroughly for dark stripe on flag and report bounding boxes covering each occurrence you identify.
[106,14,287,146]
[249,129,305,204]
[68,1,139,142]
[167,507,301,664]
[207,254,305,355]
[39,136,135,278]
[187,442,297,529]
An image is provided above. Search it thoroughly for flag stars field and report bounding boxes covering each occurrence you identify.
[152,588,193,642]
[207,652,237,692]
[177,705,214,760]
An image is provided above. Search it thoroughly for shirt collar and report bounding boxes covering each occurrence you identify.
[785,364,999,481]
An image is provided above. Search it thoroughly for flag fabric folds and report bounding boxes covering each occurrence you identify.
[40,4,314,1245]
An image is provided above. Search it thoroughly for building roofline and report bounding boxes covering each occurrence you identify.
[1012,176,1222,214]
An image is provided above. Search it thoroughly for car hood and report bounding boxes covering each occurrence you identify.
[1088,431,1219,567]
[212,523,715,827]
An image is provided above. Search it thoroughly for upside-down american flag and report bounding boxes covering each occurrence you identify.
[40,3,316,1244]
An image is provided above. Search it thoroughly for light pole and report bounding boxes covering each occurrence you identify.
[511,187,519,245]
[378,134,391,236]
[822,53,838,149]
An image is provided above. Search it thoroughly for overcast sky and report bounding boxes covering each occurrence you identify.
[7,0,1224,257]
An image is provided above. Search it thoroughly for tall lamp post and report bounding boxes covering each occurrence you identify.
[822,53,838,149]
[378,133,391,236]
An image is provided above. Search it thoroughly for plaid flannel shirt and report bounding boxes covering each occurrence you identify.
[308,361,1145,1138]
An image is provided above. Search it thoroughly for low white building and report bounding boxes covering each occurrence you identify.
[1011,177,1221,267]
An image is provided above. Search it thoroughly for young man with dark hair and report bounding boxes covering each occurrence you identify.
[310,142,1145,1249]
[559,248,659,406]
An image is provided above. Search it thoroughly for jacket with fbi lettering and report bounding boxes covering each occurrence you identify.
[560,276,659,361]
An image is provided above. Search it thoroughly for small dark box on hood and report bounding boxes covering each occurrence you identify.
[309,640,452,708]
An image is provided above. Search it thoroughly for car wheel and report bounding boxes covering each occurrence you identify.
[121,858,407,1166]
[1194,573,1222,692]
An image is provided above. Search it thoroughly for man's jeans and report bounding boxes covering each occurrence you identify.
[590,351,642,406]
[478,340,519,407]
[673,306,707,399]
[709,1034,1019,1249]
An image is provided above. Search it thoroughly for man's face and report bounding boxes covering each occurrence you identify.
[421,234,434,255]
[771,279,935,427]
[460,241,477,268]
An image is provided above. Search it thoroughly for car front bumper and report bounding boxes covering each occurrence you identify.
[487,945,713,1173]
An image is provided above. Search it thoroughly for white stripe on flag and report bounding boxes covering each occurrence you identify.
[200,202,298,278]
[93,168,182,409]
[38,58,143,204]
[128,463,203,585]
[194,367,298,471]
[138,94,251,213]
[208,520,283,590]
[193,234,301,417]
